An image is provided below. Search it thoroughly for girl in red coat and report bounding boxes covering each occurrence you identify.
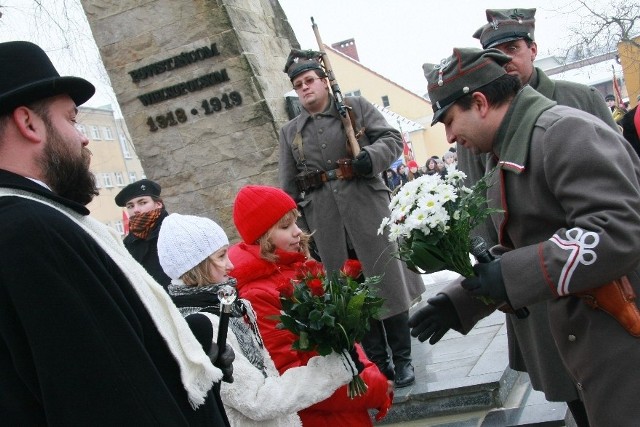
[229,185,393,426]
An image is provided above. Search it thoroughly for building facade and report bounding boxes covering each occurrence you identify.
[77,105,146,235]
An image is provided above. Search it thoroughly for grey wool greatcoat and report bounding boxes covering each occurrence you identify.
[490,87,640,425]
[278,95,425,319]
[448,67,621,404]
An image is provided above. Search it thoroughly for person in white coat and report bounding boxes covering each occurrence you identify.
[157,213,360,427]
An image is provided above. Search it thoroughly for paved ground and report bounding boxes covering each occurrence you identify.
[375,271,572,427]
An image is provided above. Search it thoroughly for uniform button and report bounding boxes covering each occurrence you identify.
[318,129,323,134]
[333,189,337,193]
[327,159,332,164]
[568,335,576,342]
[576,382,583,390]
[321,143,327,149]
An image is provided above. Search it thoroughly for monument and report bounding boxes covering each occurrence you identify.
[80,0,298,238]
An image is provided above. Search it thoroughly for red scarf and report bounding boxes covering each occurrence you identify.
[128,208,163,240]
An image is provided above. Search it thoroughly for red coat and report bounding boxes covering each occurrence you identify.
[229,243,392,426]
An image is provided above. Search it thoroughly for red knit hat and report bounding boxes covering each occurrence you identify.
[233,185,297,244]
[407,160,419,169]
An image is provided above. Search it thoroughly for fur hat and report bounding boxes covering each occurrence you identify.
[472,8,536,49]
[115,179,161,207]
[0,41,95,115]
[424,48,511,125]
[157,214,229,280]
[233,185,297,244]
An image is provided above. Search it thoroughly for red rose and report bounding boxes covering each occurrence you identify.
[303,259,325,278]
[277,280,295,299]
[341,259,362,279]
[307,278,325,296]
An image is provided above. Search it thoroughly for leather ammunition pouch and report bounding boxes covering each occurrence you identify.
[295,158,354,194]
[576,275,640,337]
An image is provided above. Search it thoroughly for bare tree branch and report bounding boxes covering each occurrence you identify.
[565,0,640,60]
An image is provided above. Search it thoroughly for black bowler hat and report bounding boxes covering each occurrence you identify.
[0,41,95,115]
[115,179,162,207]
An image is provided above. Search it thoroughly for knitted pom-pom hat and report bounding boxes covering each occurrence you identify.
[157,213,229,280]
[233,185,297,244]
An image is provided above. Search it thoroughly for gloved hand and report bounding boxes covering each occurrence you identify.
[461,258,509,303]
[348,346,365,373]
[408,293,461,344]
[209,342,235,383]
[352,150,372,175]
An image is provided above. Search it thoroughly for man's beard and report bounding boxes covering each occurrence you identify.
[37,118,99,205]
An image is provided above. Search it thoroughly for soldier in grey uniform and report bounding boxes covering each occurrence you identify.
[415,9,621,426]
[278,50,425,388]
[412,46,640,426]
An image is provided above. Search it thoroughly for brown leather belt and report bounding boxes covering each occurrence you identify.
[320,168,344,182]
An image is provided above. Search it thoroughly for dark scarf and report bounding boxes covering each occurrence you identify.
[168,279,267,377]
[128,207,163,239]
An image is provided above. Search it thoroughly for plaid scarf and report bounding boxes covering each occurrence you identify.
[129,207,163,239]
[168,279,267,377]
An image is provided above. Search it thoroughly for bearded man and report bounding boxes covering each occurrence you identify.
[0,41,230,425]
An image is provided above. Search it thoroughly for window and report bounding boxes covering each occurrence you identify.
[115,172,125,186]
[128,172,137,183]
[345,90,361,97]
[114,221,124,235]
[102,173,113,188]
[103,126,114,140]
[381,95,390,108]
[119,135,132,159]
[91,126,101,140]
[75,124,86,136]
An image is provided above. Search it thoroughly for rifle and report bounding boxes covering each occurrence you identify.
[310,17,360,157]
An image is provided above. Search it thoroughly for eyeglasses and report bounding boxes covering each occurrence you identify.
[292,76,323,90]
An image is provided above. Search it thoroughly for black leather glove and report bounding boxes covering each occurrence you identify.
[352,150,372,175]
[460,258,509,303]
[348,347,365,373]
[408,293,461,344]
[209,342,235,383]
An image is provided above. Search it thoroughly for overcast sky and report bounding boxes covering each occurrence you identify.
[278,0,610,96]
[0,0,611,107]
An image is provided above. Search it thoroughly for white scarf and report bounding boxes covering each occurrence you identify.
[0,188,222,408]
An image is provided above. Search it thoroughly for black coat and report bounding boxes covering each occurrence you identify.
[0,170,229,426]
[620,106,640,159]
[124,209,171,289]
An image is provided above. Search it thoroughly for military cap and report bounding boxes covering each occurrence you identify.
[283,48,326,81]
[423,47,511,126]
[472,8,536,49]
[115,179,161,207]
[605,94,615,101]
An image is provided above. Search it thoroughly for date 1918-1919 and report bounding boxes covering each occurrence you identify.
[146,91,242,132]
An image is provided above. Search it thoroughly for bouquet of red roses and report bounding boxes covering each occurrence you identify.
[276,259,384,398]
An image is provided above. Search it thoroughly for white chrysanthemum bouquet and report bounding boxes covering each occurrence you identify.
[379,170,498,277]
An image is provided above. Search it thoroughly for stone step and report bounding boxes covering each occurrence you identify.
[377,368,519,424]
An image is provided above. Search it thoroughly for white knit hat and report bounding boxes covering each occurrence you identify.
[158,213,229,280]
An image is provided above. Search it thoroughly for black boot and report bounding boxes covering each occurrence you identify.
[384,311,416,387]
[394,362,415,388]
[361,318,394,380]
